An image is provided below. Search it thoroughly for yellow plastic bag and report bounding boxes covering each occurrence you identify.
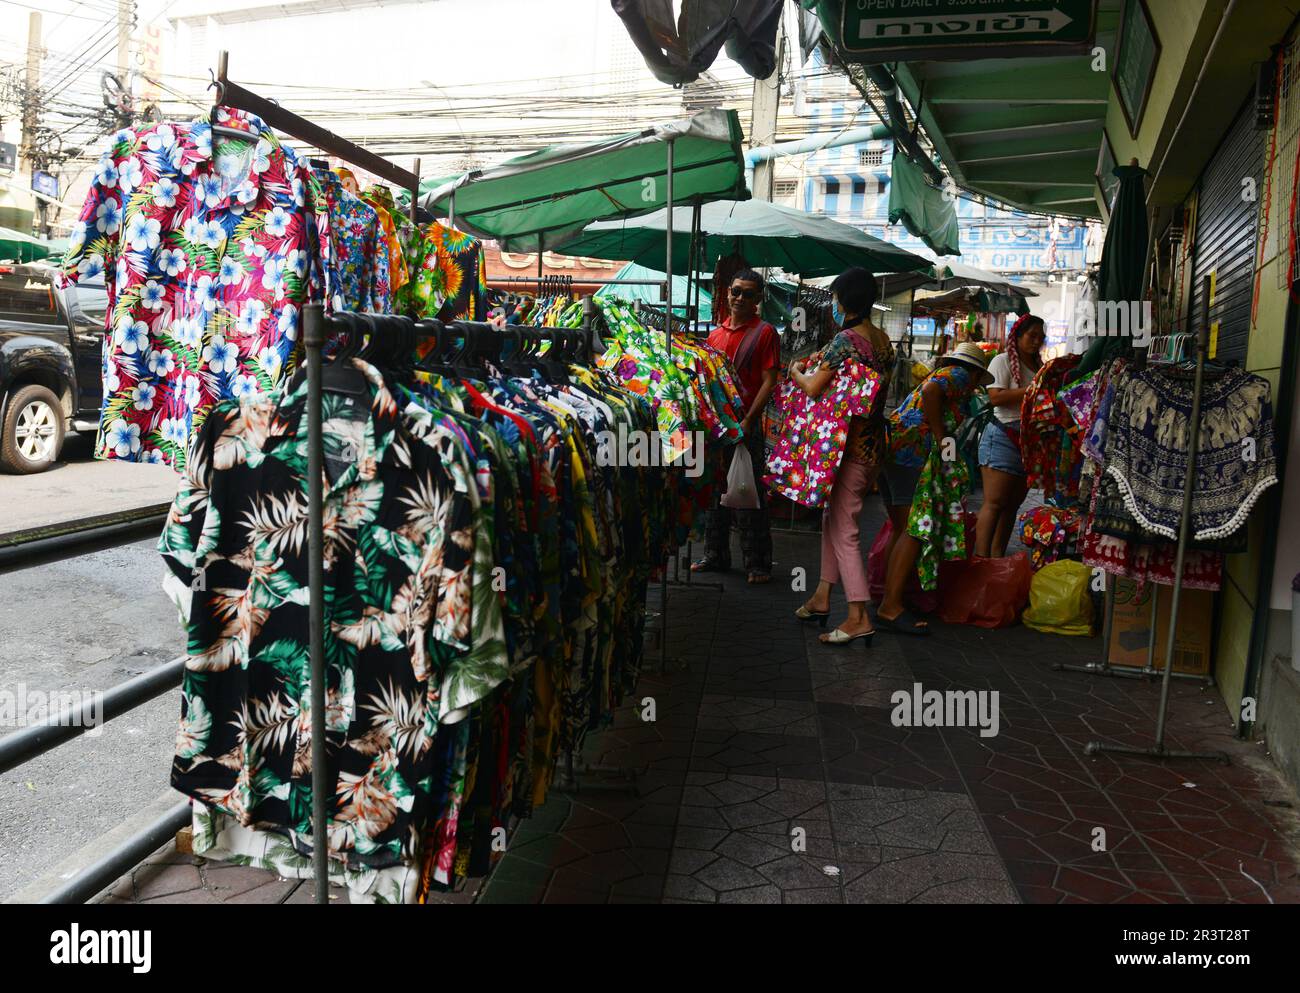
[1022,560,1094,636]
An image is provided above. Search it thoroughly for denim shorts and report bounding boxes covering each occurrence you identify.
[978,421,1026,476]
[878,461,922,507]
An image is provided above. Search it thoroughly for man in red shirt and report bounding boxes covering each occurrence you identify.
[695,269,781,583]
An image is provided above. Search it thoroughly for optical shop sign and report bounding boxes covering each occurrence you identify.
[823,0,1097,62]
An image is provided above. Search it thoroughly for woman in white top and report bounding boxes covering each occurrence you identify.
[974,314,1045,557]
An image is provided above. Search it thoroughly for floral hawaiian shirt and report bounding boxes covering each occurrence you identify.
[404,221,487,320]
[764,356,882,508]
[61,107,314,471]
[309,168,391,313]
[907,447,970,591]
[158,357,486,873]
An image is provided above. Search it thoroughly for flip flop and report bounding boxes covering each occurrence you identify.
[820,628,875,647]
[874,608,931,637]
[691,557,729,573]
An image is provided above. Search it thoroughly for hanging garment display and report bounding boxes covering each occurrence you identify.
[403,221,488,321]
[60,108,315,471]
[1100,364,1278,542]
[1020,353,1084,504]
[1017,505,1083,570]
[159,317,669,903]
[309,167,392,313]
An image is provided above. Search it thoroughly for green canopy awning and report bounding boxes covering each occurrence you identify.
[888,153,961,258]
[553,198,931,279]
[419,109,749,253]
[594,261,711,319]
[0,226,61,263]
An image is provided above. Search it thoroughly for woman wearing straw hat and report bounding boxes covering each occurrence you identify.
[873,342,993,636]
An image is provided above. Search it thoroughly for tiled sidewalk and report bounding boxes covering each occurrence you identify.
[97,515,1300,905]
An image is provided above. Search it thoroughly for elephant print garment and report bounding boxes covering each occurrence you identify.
[763,356,882,508]
[157,358,493,873]
[61,107,315,471]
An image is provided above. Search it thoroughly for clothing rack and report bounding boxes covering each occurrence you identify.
[213,50,423,904]
[1083,279,1230,765]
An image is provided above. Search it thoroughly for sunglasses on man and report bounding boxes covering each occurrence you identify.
[729,286,760,300]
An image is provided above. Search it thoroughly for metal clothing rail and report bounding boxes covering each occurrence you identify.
[214,50,423,904]
[1083,280,1230,765]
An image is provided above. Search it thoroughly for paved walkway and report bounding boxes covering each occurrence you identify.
[96,515,1300,905]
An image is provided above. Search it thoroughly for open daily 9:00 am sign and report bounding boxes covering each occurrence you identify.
[834,0,1097,62]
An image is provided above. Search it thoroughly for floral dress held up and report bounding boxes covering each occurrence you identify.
[763,334,884,509]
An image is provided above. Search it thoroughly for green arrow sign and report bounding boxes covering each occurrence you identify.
[837,0,1096,61]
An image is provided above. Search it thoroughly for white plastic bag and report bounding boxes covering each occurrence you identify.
[720,443,760,509]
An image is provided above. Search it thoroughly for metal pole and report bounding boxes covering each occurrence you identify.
[448,189,456,229]
[661,140,675,673]
[410,157,420,226]
[303,302,330,902]
[1085,281,1228,763]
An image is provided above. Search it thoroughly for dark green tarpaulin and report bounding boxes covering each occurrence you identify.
[888,152,962,258]
[1077,163,1147,378]
[553,198,930,278]
[418,109,749,253]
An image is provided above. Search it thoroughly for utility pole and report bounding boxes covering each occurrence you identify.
[748,28,784,203]
[117,0,132,79]
[21,12,42,235]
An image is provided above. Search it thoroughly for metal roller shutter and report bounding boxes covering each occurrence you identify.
[1189,97,1265,363]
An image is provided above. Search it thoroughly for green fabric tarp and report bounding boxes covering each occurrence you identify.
[419,109,749,253]
[1077,163,1148,378]
[594,261,711,318]
[0,226,61,263]
[553,198,930,278]
[888,152,961,258]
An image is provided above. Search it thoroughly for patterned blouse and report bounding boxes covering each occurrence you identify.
[820,326,894,466]
[886,364,974,469]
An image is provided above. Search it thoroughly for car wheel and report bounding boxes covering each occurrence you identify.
[0,385,66,474]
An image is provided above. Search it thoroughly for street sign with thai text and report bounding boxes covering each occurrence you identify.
[835,0,1097,62]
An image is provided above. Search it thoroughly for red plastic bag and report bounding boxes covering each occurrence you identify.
[866,521,938,614]
[938,553,1034,629]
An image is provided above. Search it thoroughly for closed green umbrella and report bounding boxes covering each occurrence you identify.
[0,225,59,263]
[1076,163,1148,377]
[553,198,930,278]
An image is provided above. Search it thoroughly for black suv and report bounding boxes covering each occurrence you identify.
[0,262,105,473]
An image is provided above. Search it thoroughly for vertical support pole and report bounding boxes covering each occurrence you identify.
[1144,584,1160,673]
[1154,294,1210,750]
[448,189,456,229]
[662,139,676,673]
[303,302,329,904]
[409,158,420,226]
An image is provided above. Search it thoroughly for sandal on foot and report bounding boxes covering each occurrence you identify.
[820,627,875,646]
[874,608,930,637]
[691,557,729,573]
[795,604,830,627]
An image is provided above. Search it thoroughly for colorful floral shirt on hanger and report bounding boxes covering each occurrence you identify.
[764,356,882,508]
[60,107,315,471]
[1020,354,1083,503]
[309,167,391,312]
[405,221,487,320]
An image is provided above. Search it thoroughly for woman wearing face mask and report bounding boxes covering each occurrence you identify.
[974,314,1046,557]
[787,268,894,645]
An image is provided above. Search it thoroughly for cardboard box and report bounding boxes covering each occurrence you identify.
[1106,577,1214,675]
